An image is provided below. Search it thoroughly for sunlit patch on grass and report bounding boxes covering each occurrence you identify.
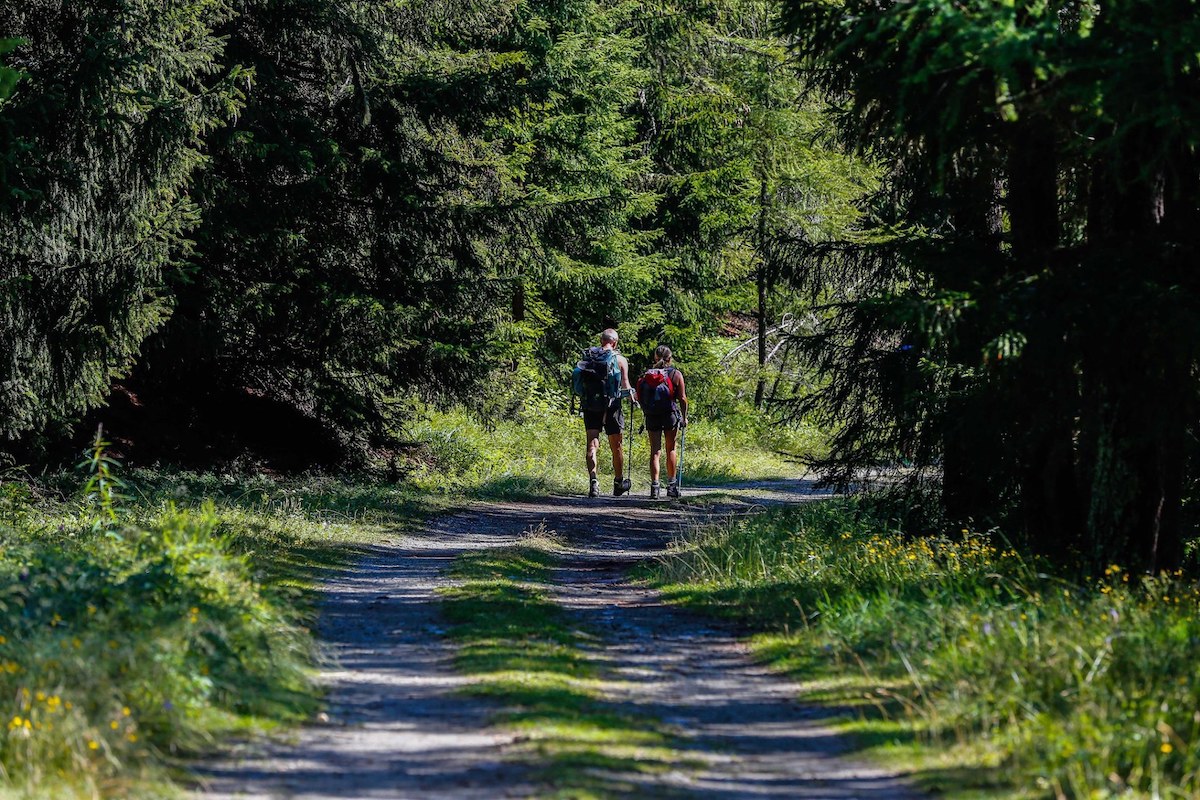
[441,537,696,798]
[406,406,816,498]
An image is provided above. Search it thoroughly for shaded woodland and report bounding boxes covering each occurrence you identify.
[3,0,1198,571]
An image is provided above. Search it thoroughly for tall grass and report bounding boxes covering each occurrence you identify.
[654,500,1200,798]
[0,394,815,795]
[404,404,817,495]
[0,465,440,798]
[0,504,314,797]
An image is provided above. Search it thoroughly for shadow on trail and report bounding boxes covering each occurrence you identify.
[538,485,921,799]
[193,478,919,799]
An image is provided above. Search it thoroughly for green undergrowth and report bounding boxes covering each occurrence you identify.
[0,468,438,798]
[0,393,813,796]
[440,532,691,799]
[405,404,818,497]
[652,499,1200,799]
[0,505,314,798]
[120,470,445,585]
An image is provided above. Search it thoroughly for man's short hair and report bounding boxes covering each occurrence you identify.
[600,328,619,344]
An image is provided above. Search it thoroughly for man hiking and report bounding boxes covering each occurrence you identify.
[637,345,688,498]
[573,328,636,498]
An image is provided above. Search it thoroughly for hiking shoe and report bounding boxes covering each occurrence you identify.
[588,478,599,498]
[650,482,661,499]
[666,482,680,498]
[614,477,631,497]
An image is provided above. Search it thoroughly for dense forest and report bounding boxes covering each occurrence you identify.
[0,0,862,458]
[3,0,1198,573]
[2,3,1200,798]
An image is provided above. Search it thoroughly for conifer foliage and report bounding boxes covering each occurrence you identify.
[1,0,864,462]
[636,0,870,405]
[0,1,242,441]
[778,0,1200,571]
[138,0,516,459]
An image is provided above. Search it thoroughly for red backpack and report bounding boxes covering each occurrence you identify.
[637,367,677,413]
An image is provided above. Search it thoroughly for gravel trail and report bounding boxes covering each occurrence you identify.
[192,482,921,799]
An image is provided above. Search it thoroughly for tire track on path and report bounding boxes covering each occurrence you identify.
[193,482,922,799]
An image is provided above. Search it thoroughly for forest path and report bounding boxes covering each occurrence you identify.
[192,482,921,799]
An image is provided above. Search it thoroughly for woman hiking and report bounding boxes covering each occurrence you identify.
[637,345,688,498]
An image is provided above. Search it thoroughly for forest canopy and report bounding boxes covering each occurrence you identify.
[0,0,865,458]
[2,0,1198,571]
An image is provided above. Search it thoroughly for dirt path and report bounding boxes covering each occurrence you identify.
[193,483,921,799]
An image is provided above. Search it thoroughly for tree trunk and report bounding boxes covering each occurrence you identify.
[512,282,525,323]
[754,176,769,409]
[768,342,789,404]
[1080,341,1187,573]
[942,159,1004,525]
[1004,117,1084,560]
[1076,131,1187,573]
[754,263,768,408]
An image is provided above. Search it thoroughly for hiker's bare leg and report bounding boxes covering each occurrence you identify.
[607,433,624,479]
[648,429,663,483]
[586,429,601,477]
[665,429,678,482]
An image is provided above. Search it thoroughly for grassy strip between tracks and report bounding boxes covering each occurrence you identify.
[440,530,694,799]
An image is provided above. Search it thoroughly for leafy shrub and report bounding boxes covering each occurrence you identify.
[0,503,315,796]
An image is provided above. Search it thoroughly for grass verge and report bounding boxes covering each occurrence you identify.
[440,531,691,799]
[651,499,1200,799]
[405,405,815,497]
[0,469,439,798]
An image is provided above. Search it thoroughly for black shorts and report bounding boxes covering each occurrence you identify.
[583,400,625,436]
[643,408,681,432]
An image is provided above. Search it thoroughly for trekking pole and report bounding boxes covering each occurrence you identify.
[677,426,686,493]
[626,395,634,490]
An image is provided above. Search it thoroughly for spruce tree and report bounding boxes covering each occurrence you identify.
[635,0,869,396]
[0,1,240,443]
[778,0,1200,571]
[397,0,663,371]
